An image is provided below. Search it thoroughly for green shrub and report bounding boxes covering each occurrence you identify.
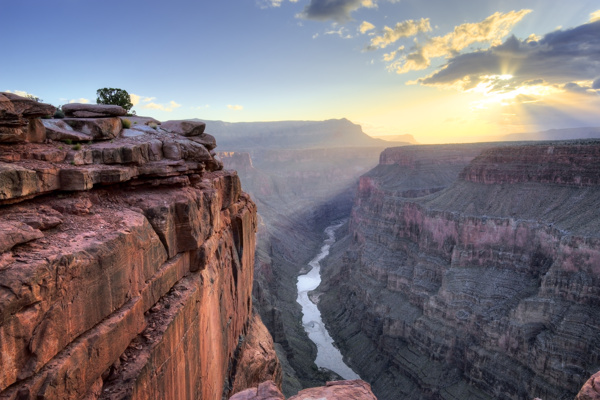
[54,108,65,119]
[73,143,81,150]
[122,118,131,129]
[148,122,158,130]
[64,139,72,145]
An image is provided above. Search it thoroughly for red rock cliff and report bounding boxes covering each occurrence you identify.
[319,141,600,400]
[0,95,281,399]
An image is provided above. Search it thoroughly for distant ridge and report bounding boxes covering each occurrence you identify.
[370,133,419,144]
[496,126,600,142]
[196,118,411,150]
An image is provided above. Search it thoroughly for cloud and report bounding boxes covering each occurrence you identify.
[227,105,244,111]
[298,0,376,23]
[359,21,375,34]
[417,20,600,92]
[257,0,299,8]
[142,100,182,112]
[367,18,431,49]
[325,26,353,38]
[131,94,158,107]
[130,93,141,106]
[69,98,90,104]
[591,10,600,22]
[383,10,531,73]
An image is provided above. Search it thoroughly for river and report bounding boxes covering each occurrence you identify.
[296,221,360,380]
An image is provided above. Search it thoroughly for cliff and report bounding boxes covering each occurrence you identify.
[0,95,281,399]
[319,141,600,399]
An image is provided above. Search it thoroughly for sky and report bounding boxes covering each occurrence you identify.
[2,0,599,143]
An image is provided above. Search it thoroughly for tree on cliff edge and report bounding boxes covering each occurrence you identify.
[96,88,134,114]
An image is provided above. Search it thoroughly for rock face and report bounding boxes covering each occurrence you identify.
[0,93,55,143]
[230,380,377,400]
[319,141,600,400]
[62,103,127,118]
[577,371,600,400]
[0,95,280,399]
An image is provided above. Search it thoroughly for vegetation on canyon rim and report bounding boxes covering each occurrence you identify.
[96,87,134,114]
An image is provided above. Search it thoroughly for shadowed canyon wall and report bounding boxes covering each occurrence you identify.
[217,119,406,395]
[319,141,600,400]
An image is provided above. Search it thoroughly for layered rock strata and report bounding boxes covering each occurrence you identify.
[0,95,280,399]
[320,141,600,399]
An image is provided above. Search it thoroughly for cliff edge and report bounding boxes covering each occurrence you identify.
[0,94,281,399]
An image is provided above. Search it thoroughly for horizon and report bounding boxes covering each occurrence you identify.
[3,0,599,144]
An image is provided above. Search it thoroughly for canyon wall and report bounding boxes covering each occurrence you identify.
[319,141,600,399]
[219,140,391,395]
[0,95,281,399]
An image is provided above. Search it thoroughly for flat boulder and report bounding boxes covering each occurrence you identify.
[62,103,127,117]
[190,133,217,151]
[123,116,160,126]
[62,117,122,140]
[161,120,206,137]
[42,120,93,142]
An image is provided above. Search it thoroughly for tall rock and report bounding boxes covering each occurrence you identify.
[0,95,280,399]
[319,141,600,400]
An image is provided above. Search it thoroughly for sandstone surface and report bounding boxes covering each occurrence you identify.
[0,93,55,143]
[577,371,600,400]
[0,96,280,399]
[319,141,600,400]
[230,380,377,400]
[62,103,127,117]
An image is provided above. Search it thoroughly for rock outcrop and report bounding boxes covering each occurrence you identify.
[0,95,280,399]
[319,141,600,400]
[230,380,377,400]
[0,93,55,143]
[577,371,600,400]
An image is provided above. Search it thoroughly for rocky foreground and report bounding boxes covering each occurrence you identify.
[0,93,376,400]
[320,141,600,400]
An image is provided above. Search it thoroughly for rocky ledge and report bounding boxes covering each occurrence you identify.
[0,94,281,399]
[230,379,377,400]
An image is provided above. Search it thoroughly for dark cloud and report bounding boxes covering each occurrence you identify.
[593,78,600,90]
[299,0,372,22]
[419,20,600,89]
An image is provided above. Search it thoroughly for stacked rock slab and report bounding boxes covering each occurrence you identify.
[0,95,281,399]
[0,93,55,143]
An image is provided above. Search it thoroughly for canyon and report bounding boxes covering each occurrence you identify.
[2,91,600,400]
[0,93,377,400]
[217,119,402,396]
[318,141,600,399]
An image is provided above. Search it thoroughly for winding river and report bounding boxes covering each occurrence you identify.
[296,222,360,380]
